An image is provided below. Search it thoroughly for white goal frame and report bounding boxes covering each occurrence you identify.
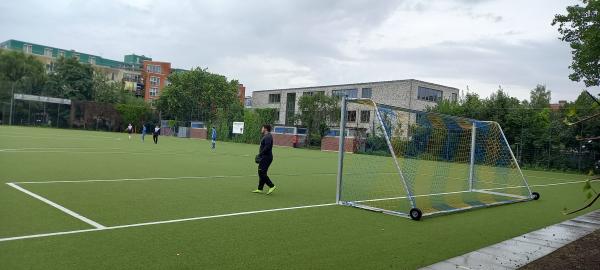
[335,97,536,219]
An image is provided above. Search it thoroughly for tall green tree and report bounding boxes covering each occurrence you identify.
[552,0,600,87]
[44,57,94,100]
[0,50,46,100]
[92,72,127,104]
[115,97,152,128]
[156,67,239,122]
[297,93,340,145]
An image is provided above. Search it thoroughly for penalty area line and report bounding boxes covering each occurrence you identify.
[0,179,592,243]
[6,182,106,229]
[0,202,336,242]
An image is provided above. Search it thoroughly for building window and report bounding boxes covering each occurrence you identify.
[417,86,443,102]
[89,57,96,65]
[333,89,358,98]
[269,94,281,103]
[23,44,32,54]
[347,110,357,123]
[451,93,458,102]
[150,76,160,86]
[150,87,159,97]
[274,110,280,123]
[44,48,53,57]
[361,88,372,98]
[147,64,162,74]
[123,73,139,82]
[303,91,325,96]
[360,110,370,123]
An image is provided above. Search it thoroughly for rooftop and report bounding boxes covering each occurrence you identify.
[252,79,459,93]
[0,39,139,70]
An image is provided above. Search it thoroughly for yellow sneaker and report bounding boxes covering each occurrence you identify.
[252,189,262,193]
[267,186,276,195]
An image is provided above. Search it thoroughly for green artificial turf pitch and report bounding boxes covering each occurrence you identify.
[0,126,598,269]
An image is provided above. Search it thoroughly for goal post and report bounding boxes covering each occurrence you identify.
[336,98,539,220]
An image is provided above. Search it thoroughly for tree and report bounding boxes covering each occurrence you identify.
[92,72,128,104]
[44,57,94,100]
[156,67,239,122]
[297,93,340,145]
[115,99,152,129]
[0,50,46,124]
[530,84,551,109]
[552,0,600,87]
[0,50,46,95]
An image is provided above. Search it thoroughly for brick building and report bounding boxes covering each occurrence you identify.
[142,61,171,102]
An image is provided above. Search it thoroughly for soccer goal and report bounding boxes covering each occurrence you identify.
[335,97,539,220]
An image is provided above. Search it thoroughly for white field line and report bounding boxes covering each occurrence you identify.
[0,202,335,242]
[472,189,528,200]
[0,179,590,243]
[0,134,121,141]
[0,147,121,152]
[12,171,587,185]
[6,183,106,229]
[351,180,590,204]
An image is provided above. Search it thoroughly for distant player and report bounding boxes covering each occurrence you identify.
[127,123,133,140]
[252,124,276,194]
[141,125,147,142]
[153,125,160,144]
[211,127,217,150]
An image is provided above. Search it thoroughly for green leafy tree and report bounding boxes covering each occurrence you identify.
[0,50,46,99]
[44,57,94,100]
[297,93,340,145]
[115,97,152,129]
[0,50,46,124]
[92,72,128,104]
[552,0,600,87]
[156,67,239,122]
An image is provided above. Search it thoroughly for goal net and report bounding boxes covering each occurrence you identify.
[336,98,537,220]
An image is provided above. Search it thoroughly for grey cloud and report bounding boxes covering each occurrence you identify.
[0,0,596,102]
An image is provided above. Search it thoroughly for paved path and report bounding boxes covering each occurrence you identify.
[421,209,600,270]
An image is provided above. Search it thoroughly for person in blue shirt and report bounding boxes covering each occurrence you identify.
[141,125,147,142]
[211,127,217,150]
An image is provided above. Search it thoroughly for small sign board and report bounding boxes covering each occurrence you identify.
[232,122,244,134]
[14,93,71,105]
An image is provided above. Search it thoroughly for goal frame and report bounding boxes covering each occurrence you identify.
[335,97,536,219]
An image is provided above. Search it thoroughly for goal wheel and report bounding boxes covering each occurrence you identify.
[531,192,540,200]
[409,208,422,221]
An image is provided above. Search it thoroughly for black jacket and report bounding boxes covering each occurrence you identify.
[258,133,273,158]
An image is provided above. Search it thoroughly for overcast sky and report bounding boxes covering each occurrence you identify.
[1,0,598,102]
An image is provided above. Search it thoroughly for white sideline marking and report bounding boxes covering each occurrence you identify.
[6,183,106,229]
[472,189,528,200]
[13,173,339,184]
[0,179,592,243]
[353,180,590,203]
[0,203,335,242]
[0,179,591,243]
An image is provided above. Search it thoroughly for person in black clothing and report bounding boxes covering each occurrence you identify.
[253,124,276,194]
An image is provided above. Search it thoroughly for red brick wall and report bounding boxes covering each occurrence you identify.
[190,128,207,139]
[321,136,359,153]
[238,84,246,105]
[272,134,306,147]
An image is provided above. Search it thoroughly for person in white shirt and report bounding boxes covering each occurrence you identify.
[127,124,133,140]
[153,126,160,144]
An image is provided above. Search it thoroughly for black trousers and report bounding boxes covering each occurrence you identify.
[153,134,158,144]
[258,156,274,190]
